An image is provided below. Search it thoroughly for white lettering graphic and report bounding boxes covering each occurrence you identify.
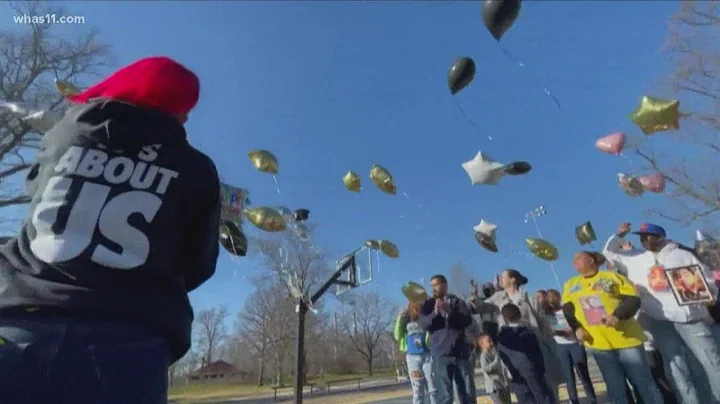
[29,146,179,270]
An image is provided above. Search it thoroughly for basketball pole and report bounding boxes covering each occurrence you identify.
[294,251,360,404]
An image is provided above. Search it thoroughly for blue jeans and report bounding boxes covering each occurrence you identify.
[642,315,720,403]
[432,356,475,404]
[589,346,662,404]
[0,317,169,404]
[555,343,597,404]
[407,353,437,404]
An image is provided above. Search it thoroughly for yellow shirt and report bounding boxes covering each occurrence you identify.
[562,271,646,351]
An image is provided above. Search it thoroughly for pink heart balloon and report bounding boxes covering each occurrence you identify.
[595,132,626,155]
[639,173,666,193]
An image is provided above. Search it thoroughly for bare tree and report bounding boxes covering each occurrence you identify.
[633,1,720,226]
[339,292,395,375]
[238,280,295,386]
[250,224,332,298]
[0,1,111,219]
[195,305,229,365]
[448,262,476,299]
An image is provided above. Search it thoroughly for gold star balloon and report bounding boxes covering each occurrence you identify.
[379,239,399,258]
[343,170,361,192]
[369,165,397,195]
[525,237,559,261]
[575,221,597,246]
[248,150,279,175]
[629,96,680,135]
[244,207,286,232]
[54,79,80,97]
[401,281,428,304]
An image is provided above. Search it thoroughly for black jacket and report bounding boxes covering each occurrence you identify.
[418,294,473,358]
[0,100,220,361]
[497,325,544,378]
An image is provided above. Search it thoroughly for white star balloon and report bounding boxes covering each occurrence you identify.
[473,219,497,238]
[461,151,505,185]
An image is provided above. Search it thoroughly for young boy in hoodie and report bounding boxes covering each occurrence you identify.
[497,303,554,404]
[476,334,512,404]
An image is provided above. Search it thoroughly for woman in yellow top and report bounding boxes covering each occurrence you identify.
[562,251,662,404]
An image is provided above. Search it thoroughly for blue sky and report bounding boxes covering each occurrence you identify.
[1,1,694,315]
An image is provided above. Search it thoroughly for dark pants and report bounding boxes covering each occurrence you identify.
[510,370,554,404]
[555,343,597,404]
[0,317,169,404]
[432,356,475,404]
[626,350,677,404]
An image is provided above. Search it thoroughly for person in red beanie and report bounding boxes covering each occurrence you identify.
[0,56,220,404]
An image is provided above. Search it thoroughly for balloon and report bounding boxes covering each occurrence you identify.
[629,96,680,135]
[461,152,505,185]
[448,57,476,95]
[595,132,626,155]
[618,173,644,197]
[575,221,597,246]
[504,161,532,176]
[0,102,59,133]
[365,239,380,250]
[369,165,397,195]
[276,206,293,217]
[473,219,498,253]
[379,239,399,258]
[638,173,666,193]
[401,281,428,304]
[481,0,522,41]
[244,207,286,232]
[294,208,310,221]
[219,221,247,257]
[54,79,80,97]
[525,237,558,261]
[248,150,279,175]
[219,183,249,223]
[343,170,361,192]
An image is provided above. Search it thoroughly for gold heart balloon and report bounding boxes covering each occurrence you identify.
[369,165,397,195]
[365,239,380,250]
[629,96,680,136]
[401,281,427,304]
[575,221,597,246]
[379,239,399,258]
[343,170,361,192]
[248,150,279,175]
[525,237,559,261]
[244,207,286,232]
[54,79,80,97]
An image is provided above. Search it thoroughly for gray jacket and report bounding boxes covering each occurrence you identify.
[478,348,510,393]
[472,290,554,343]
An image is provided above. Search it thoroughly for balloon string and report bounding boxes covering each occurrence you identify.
[401,191,426,209]
[500,46,562,109]
[452,98,493,141]
[272,175,281,194]
[375,250,381,274]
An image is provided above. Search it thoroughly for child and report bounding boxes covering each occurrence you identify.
[476,334,512,404]
[497,304,554,404]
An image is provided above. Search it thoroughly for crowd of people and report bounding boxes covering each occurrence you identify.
[393,222,720,404]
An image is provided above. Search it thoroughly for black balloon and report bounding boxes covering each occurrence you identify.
[481,0,521,41]
[504,161,532,176]
[294,209,310,221]
[475,232,498,253]
[219,221,247,257]
[448,57,476,95]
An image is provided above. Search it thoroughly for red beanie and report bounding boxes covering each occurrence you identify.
[68,56,200,117]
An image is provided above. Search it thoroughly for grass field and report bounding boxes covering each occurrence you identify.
[168,369,397,403]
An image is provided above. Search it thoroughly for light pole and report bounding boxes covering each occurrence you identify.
[524,205,561,288]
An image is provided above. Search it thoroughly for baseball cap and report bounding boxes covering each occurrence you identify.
[632,223,666,238]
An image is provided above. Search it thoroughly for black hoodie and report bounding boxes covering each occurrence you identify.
[0,100,220,361]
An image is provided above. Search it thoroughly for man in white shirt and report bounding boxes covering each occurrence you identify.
[603,222,720,403]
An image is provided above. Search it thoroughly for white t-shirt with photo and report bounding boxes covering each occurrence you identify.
[549,310,576,344]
